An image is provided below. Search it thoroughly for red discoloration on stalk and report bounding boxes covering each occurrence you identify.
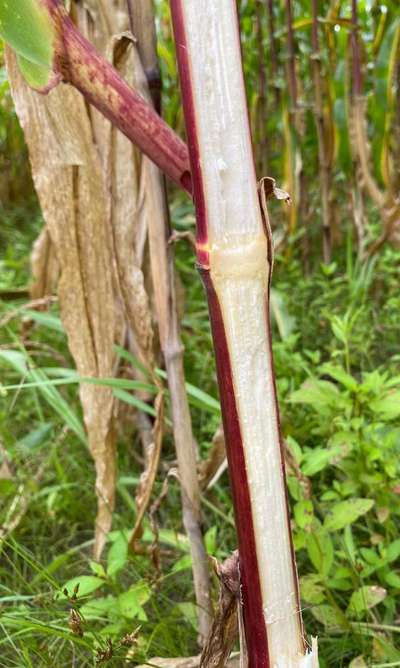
[169,0,209,255]
[37,0,192,192]
[201,269,270,667]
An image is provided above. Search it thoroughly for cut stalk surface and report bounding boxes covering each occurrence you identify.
[170,1,316,666]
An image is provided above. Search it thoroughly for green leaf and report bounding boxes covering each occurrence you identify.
[386,539,400,563]
[294,500,314,530]
[347,586,386,618]
[17,424,53,451]
[60,575,105,599]
[370,390,400,420]
[343,525,356,563]
[175,602,198,630]
[0,350,86,444]
[320,363,358,392]
[107,533,129,578]
[373,638,400,663]
[157,368,220,414]
[112,388,157,418]
[17,54,53,88]
[90,562,107,578]
[348,657,367,668]
[323,499,374,532]
[290,379,347,415]
[385,572,400,589]
[300,574,325,604]
[117,583,151,620]
[0,0,54,87]
[270,288,296,340]
[22,309,64,333]
[171,554,192,573]
[326,578,352,591]
[306,528,334,577]
[310,604,344,628]
[301,445,343,476]
[79,595,117,620]
[204,526,217,555]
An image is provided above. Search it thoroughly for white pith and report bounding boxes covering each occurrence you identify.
[179,1,317,665]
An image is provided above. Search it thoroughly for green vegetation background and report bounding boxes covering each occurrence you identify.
[0,1,400,666]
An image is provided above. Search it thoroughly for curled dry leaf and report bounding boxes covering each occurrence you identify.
[130,391,164,547]
[200,552,240,668]
[198,425,227,490]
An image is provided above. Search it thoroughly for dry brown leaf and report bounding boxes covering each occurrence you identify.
[200,552,240,668]
[72,4,164,553]
[6,50,117,560]
[129,390,164,547]
[198,425,227,490]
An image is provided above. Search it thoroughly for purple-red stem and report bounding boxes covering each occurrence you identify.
[40,0,191,192]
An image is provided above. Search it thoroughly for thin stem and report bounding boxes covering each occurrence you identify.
[311,0,332,263]
[265,0,280,107]
[285,0,298,114]
[351,0,363,97]
[125,0,162,113]
[255,0,269,175]
[130,0,212,640]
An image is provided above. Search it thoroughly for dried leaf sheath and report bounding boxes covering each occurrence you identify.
[6,50,117,560]
[170,2,315,665]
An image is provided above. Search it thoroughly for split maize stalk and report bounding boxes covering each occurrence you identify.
[170,2,317,666]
